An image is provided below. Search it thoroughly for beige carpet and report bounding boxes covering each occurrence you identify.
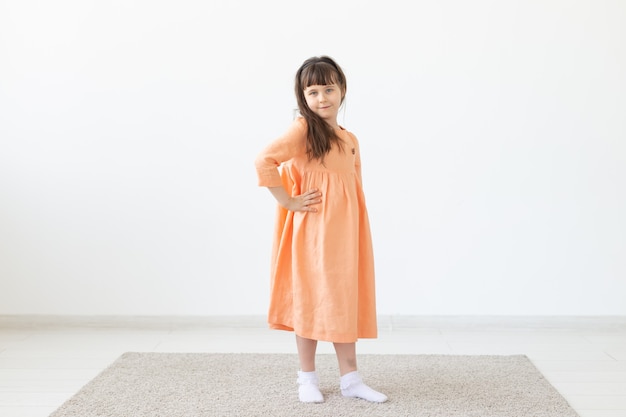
[50,353,579,417]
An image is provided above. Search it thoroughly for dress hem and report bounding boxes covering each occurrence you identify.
[268,323,378,343]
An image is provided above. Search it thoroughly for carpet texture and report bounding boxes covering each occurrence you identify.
[50,353,579,417]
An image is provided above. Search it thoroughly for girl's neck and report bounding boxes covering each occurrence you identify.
[327,120,340,130]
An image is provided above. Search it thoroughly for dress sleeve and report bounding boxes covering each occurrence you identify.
[254,118,307,187]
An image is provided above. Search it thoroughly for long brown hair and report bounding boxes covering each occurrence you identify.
[294,56,347,161]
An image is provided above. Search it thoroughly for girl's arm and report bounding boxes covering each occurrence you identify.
[267,186,321,212]
[255,119,305,187]
[256,119,321,212]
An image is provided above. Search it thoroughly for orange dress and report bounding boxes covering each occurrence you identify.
[255,117,378,343]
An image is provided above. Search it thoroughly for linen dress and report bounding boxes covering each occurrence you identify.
[255,117,377,343]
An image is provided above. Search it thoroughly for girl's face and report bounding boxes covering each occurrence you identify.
[303,83,343,126]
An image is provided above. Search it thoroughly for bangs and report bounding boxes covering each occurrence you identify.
[300,62,340,88]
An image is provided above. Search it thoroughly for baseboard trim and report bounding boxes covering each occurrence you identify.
[1,314,625,330]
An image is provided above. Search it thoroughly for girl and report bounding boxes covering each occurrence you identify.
[255,56,387,404]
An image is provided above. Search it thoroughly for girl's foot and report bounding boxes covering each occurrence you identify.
[340,371,388,403]
[297,371,324,403]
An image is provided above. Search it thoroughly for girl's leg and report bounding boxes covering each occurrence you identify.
[333,342,357,375]
[296,335,318,371]
[333,342,388,403]
[295,335,323,403]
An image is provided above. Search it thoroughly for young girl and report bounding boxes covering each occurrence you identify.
[254,56,387,404]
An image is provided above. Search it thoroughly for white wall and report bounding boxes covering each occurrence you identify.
[0,0,624,316]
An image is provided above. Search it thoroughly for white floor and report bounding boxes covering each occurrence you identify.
[1,316,625,417]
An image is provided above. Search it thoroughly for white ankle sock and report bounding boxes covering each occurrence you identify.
[297,371,324,403]
[340,371,388,403]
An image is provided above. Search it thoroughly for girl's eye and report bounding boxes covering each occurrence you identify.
[326,89,333,93]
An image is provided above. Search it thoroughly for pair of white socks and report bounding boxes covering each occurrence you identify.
[297,370,388,403]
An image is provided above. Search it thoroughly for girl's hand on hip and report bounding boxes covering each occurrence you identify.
[267,186,322,212]
[286,189,322,212]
